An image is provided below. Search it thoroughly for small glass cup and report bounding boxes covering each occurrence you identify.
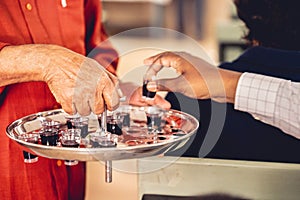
[106,116,123,135]
[41,119,61,130]
[40,128,59,146]
[114,105,131,128]
[89,135,117,148]
[18,133,39,163]
[98,112,123,135]
[98,136,117,148]
[74,117,89,138]
[65,115,89,138]
[142,75,157,99]
[145,106,165,134]
[122,126,150,144]
[65,114,80,128]
[61,129,81,166]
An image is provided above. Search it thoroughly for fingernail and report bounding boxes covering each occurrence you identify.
[147,81,157,92]
[117,88,124,98]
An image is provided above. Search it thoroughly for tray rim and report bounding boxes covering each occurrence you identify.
[6,107,199,161]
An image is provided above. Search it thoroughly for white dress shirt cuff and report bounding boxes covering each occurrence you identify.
[234,72,282,117]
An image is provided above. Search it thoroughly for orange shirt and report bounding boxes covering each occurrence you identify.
[0,0,118,199]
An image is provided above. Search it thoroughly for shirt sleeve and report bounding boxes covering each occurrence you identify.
[235,72,300,139]
[0,42,9,50]
[0,42,10,94]
[84,0,119,75]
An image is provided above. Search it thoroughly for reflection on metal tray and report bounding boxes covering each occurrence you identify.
[6,107,199,161]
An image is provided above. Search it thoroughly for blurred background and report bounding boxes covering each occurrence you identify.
[102,0,247,64]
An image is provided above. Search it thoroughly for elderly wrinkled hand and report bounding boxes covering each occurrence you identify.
[41,45,120,115]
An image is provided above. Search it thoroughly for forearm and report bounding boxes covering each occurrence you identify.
[0,44,85,88]
[218,68,242,103]
[0,44,50,86]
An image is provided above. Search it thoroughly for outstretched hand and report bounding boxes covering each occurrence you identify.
[143,51,239,103]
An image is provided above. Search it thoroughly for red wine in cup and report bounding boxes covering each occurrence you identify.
[142,80,156,98]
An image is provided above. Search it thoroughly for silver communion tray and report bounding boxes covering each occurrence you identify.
[6,107,199,162]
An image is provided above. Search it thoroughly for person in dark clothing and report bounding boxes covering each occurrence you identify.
[165,0,300,163]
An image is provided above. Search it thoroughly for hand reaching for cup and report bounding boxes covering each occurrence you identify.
[143,51,241,103]
[0,44,120,115]
[41,45,120,115]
